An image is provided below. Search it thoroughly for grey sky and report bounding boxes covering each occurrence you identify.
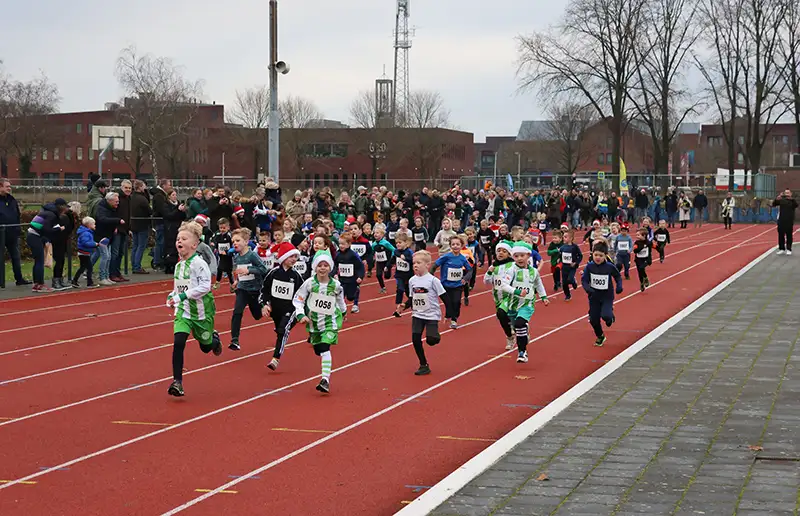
[1,0,561,141]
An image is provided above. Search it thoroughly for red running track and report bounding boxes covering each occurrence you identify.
[0,225,778,515]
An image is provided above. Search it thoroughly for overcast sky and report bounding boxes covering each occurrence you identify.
[0,0,563,141]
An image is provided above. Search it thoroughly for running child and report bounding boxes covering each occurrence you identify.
[404,250,447,376]
[334,233,365,313]
[350,224,373,279]
[535,213,549,245]
[477,219,495,267]
[614,224,633,279]
[559,230,583,301]
[371,224,396,294]
[498,241,550,363]
[211,217,234,291]
[581,241,623,347]
[458,233,477,306]
[632,228,653,291]
[386,212,400,246]
[546,229,563,292]
[260,242,304,371]
[607,222,620,265]
[653,220,670,263]
[293,238,312,280]
[396,217,413,242]
[431,235,472,329]
[433,218,457,255]
[292,249,346,393]
[484,240,515,350]
[411,217,429,251]
[230,228,269,350]
[392,234,415,317]
[184,221,217,278]
[166,221,223,397]
[465,226,482,270]
[255,231,275,270]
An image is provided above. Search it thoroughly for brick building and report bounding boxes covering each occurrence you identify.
[0,102,474,192]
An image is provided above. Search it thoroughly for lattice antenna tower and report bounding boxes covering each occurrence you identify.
[392,0,413,126]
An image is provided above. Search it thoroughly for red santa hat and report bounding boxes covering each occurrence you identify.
[274,242,300,264]
[560,223,570,231]
[194,214,209,227]
[234,205,245,217]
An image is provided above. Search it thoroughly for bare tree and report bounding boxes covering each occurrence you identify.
[399,90,454,180]
[227,86,271,177]
[402,90,450,129]
[0,72,60,178]
[114,46,204,181]
[278,95,324,176]
[696,0,788,185]
[348,89,379,129]
[544,100,596,175]
[781,0,800,153]
[629,0,703,177]
[517,0,647,187]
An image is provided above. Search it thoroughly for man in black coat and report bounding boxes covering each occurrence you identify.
[151,179,171,270]
[774,189,798,255]
[93,192,124,286]
[130,180,152,274]
[0,179,31,285]
[110,180,133,282]
[692,189,708,228]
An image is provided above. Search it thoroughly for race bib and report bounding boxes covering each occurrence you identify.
[236,266,254,282]
[375,251,387,262]
[338,263,354,277]
[562,252,573,265]
[308,292,336,316]
[351,244,367,256]
[590,273,609,290]
[414,232,424,241]
[293,260,307,275]
[531,235,539,244]
[174,278,190,295]
[492,276,503,289]
[260,254,274,268]
[271,279,295,300]
[396,258,410,272]
[388,231,397,240]
[447,268,463,282]
[480,236,490,244]
[217,243,230,253]
[538,223,547,231]
[617,241,630,251]
[656,234,667,242]
[636,248,649,258]
[412,292,429,312]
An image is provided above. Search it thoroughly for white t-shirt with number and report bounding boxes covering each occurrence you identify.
[408,273,446,321]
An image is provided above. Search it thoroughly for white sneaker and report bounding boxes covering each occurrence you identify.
[351,305,360,314]
[505,336,515,351]
[787,250,793,255]
[777,250,786,255]
[99,279,115,286]
[449,320,458,330]
[517,351,528,363]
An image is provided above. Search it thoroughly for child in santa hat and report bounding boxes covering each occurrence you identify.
[260,242,305,371]
[292,249,346,393]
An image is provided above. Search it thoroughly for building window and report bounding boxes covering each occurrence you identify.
[313,173,320,186]
[65,148,71,161]
[606,153,612,164]
[332,173,339,186]
[331,144,348,158]
[64,173,83,186]
[707,136,722,147]
[773,135,790,146]
[781,152,790,166]
[88,148,94,160]
[32,149,37,160]
[53,148,60,160]
[76,123,82,134]
[381,173,388,184]
[304,174,310,187]
[88,124,93,135]
[323,173,330,185]
[42,173,60,186]
[113,151,119,161]
[737,152,744,164]
[597,153,604,164]
[42,149,48,160]
[606,136,613,148]
[77,147,83,160]
[738,135,745,145]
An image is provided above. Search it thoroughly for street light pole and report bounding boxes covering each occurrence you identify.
[268,0,280,183]
[516,151,521,186]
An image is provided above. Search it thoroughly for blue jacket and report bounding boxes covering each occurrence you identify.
[334,248,365,284]
[582,260,623,299]
[435,252,472,289]
[0,193,21,238]
[76,225,99,255]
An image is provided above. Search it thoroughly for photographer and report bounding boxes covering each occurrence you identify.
[774,189,798,255]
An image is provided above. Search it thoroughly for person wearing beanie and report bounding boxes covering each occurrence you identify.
[333,233,365,313]
[259,242,304,371]
[484,239,516,350]
[229,227,269,351]
[581,240,623,347]
[546,229,564,292]
[26,199,69,293]
[498,241,549,363]
[430,234,472,330]
[293,248,346,394]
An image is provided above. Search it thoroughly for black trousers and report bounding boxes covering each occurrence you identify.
[778,224,794,251]
[231,289,262,340]
[411,316,441,366]
[271,309,297,359]
[444,286,463,321]
[73,255,94,285]
[52,240,67,279]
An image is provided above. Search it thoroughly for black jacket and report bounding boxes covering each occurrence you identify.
[151,187,169,224]
[94,200,122,242]
[116,191,132,234]
[130,191,152,233]
[259,265,304,315]
[774,196,799,225]
[0,192,21,238]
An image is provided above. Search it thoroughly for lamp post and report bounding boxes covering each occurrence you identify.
[515,151,521,187]
[268,0,290,183]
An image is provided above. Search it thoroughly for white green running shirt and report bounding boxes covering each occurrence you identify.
[499,264,548,313]
[293,275,347,333]
[484,260,515,309]
[171,253,215,321]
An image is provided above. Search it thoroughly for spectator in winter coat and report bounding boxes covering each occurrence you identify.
[151,179,171,269]
[186,188,208,219]
[130,180,152,274]
[634,189,649,223]
[50,201,80,290]
[93,192,124,285]
[110,180,133,282]
[26,199,69,292]
[665,190,678,227]
[692,189,708,228]
[0,179,30,285]
[86,179,108,218]
[264,179,283,208]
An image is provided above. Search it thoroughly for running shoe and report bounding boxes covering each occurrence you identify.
[505,336,516,351]
[168,380,184,397]
[229,339,241,351]
[268,358,279,371]
[212,332,223,356]
[640,282,646,292]
[316,378,330,393]
[464,297,470,306]
[414,364,431,376]
[517,351,528,363]
[393,311,401,318]
[351,305,360,314]
[379,287,386,294]
[449,320,458,330]
[595,335,607,347]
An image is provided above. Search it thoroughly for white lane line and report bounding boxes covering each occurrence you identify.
[161,227,774,515]
[0,226,726,352]
[395,240,784,515]
[0,228,770,494]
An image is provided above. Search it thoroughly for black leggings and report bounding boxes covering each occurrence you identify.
[412,317,441,366]
[656,244,666,261]
[272,310,297,359]
[395,277,411,304]
[514,317,529,353]
[52,240,67,280]
[376,260,390,289]
[216,268,233,283]
[73,255,94,285]
[231,289,262,340]
[463,268,476,301]
[172,332,216,381]
[496,308,513,338]
[680,220,688,229]
[636,262,649,284]
[444,286,463,321]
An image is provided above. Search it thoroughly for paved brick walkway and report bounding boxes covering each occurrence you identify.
[431,252,800,516]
